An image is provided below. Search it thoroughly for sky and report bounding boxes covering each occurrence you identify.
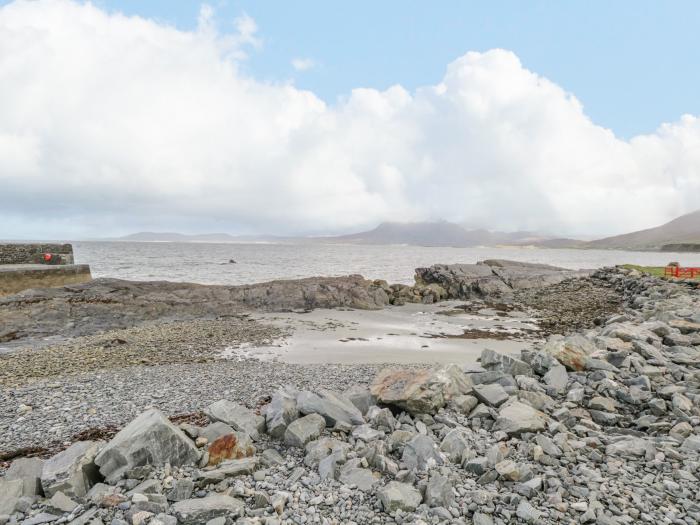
[1,0,699,239]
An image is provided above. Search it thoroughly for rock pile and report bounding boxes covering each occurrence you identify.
[1,267,699,524]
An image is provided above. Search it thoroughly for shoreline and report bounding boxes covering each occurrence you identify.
[1,262,698,524]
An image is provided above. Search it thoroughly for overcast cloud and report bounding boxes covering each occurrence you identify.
[1,0,699,239]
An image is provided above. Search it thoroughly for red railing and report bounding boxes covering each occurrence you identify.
[665,266,700,278]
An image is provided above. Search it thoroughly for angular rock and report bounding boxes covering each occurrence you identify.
[541,334,595,371]
[472,383,509,407]
[480,349,532,376]
[402,434,445,472]
[0,479,23,515]
[494,401,546,436]
[440,429,470,463]
[265,388,299,438]
[204,400,264,440]
[284,414,326,447]
[47,491,79,514]
[343,385,377,415]
[207,431,255,466]
[5,457,44,497]
[41,441,102,498]
[166,479,194,502]
[296,390,364,427]
[198,422,235,444]
[543,365,568,393]
[377,481,422,512]
[94,409,199,483]
[370,365,471,414]
[337,467,378,491]
[424,474,454,507]
[172,495,244,524]
[450,394,479,414]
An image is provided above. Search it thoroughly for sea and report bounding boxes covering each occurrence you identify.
[70,241,700,286]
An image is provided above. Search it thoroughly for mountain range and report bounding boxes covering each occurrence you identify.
[113,210,700,252]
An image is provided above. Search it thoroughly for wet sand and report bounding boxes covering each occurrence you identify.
[223,300,541,364]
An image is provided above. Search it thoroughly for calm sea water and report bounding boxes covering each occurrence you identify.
[70,241,700,286]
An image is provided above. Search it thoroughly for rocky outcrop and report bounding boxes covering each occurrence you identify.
[408,260,587,303]
[0,274,390,344]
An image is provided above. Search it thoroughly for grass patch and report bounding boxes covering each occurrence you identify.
[622,264,700,279]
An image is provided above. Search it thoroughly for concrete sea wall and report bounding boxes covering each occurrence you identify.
[0,243,75,265]
[0,243,91,296]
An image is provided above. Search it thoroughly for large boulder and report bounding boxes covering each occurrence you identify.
[41,441,102,498]
[296,390,364,427]
[541,334,596,371]
[480,349,532,377]
[207,431,255,466]
[0,479,23,515]
[5,457,44,496]
[284,414,326,447]
[94,409,200,483]
[370,365,472,414]
[204,400,265,440]
[494,401,546,436]
[172,495,244,524]
[265,388,299,438]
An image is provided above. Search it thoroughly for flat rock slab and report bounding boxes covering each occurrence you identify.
[172,494,245,524]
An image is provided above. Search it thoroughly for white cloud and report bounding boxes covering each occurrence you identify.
[291,57,315,71]
[0,0,699,239]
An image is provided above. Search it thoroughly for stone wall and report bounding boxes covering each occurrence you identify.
[0,243,75,265]
[0,265,92,296]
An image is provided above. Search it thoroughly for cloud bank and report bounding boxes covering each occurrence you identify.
[1,0,699,238]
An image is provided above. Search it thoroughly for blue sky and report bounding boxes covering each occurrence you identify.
[76,0,700,139]
[1,0,699,238]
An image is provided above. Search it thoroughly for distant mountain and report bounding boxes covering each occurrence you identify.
[587,210,700,251]
[325,221,570,248]
[113,232,285,243]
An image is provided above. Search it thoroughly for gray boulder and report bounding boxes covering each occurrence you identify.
[424,474,454,507]
[481,349,532,376]
[172,495,244,524]
[378,481,422,512]
[41,441,102,498]
[541,334,595,371]
[472,383,509,407]
[494,401,546,436]
[402,434,445,472]
[338,466,378,491]
[296,390,364,427]
[543,365,568,393]
[265,388,299,438]
[439,429,470,463]
[370,365,471,415]
[0,479,23,515]
[204,400,265,440]
[5,457,44,496]
[284,414,326,447]
[343,385,377,415]
[94,409,199,483]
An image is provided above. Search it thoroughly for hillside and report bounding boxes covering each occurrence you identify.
[587,210,700,251]
[327,221,568,248]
